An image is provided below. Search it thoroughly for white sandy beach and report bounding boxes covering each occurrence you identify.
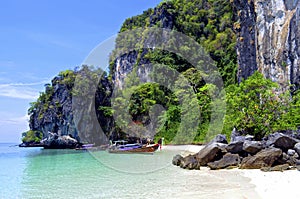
[164,145,300,199]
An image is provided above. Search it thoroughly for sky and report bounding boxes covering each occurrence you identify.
[0,0,162,143]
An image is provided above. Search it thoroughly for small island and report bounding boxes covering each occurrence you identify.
[2,0,300,198]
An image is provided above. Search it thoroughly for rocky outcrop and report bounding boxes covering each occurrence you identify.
[234,0,300,90]
[41,132,79,149]
[27,68,114,148]
[29,76,76,139]
[173,132,300,171]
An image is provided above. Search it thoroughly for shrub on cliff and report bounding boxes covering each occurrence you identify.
[22,130,43,143]
[223,72,291,140]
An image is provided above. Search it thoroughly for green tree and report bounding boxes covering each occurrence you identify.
[224,72,288,139]
[22,130,43,143]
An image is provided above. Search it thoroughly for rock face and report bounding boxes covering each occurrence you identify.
[29,76,78,140]
[233,0,300,90]
[240,148,282,169]
[233,0,257,83]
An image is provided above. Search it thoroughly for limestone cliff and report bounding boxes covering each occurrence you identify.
[112,3,175,89]
[28,68,114,145]
[234,0,300,90]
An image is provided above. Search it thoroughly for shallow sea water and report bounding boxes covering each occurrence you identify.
[0,143,260,199]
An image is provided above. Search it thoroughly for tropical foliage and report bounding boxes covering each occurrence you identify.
[22,130,43,143]
[25,0,300,144]
[224,72,299,140]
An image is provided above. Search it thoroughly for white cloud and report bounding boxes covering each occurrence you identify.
[0,81,49,100]
[0,114,29,125]
[0,113,30,142]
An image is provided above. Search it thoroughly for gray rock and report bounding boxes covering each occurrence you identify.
[210,134,228,144]
[180,155,200,170]
[195,142,227,166]
[207,153,240,170]
[172,154,184,166]
[243,140,262,154]
[240,148,282,169]
[266,132,298,151]
[226,141,244,154]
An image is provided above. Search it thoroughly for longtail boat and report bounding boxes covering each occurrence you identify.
[108,143,159,154]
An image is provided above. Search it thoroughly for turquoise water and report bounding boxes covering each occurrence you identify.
[0,143,257,199]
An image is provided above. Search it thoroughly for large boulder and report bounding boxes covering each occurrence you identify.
[172,154,184,166]
[180,155,200,170]
[243,140,263,154]
[207,153,240,170]
[266,132,298,151]
[226,141,244,154]
[240,148,282,169]
[42,132,78,149]
[195,142,227,166]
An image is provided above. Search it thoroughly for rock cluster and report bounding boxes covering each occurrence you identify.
[172,131,300,171]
